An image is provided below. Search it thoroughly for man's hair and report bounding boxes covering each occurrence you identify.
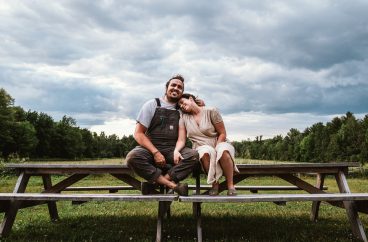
[166,74,185,90]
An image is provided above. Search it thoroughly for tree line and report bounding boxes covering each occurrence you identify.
[1,88,367,164]
[233,112,368,164]
[0,88,137,160]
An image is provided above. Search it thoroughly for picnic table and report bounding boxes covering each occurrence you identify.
[0,162,367,241]
[0,163,175,242]
[187,162,368,242]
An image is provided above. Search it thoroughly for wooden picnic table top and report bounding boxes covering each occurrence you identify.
[4,162,360,175]
[5,162,359,169]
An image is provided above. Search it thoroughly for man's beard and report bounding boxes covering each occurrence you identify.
[166,95,180,103]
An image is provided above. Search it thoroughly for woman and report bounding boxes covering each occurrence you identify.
[174,93,239,195]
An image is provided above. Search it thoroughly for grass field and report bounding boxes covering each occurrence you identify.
[0,159,367,241]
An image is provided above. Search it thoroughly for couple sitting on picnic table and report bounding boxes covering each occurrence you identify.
[126,74,239,196]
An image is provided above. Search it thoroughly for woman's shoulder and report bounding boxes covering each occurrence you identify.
[202,106,218,112]
[202,106,220,115]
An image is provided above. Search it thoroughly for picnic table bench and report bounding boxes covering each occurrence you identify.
[64,184,328,193]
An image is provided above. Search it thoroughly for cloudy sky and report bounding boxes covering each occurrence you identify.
[1,0,368,141]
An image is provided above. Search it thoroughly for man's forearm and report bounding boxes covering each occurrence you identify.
[135,133,159,154]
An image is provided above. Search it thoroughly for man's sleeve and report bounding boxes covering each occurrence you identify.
[136,99,156,128]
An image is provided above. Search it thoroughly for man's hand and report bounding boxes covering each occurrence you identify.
[153,151,166,167]
[173,149,184,165]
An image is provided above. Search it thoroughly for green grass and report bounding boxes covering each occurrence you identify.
[0,159,367,241]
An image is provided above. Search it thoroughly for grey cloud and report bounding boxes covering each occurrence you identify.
[190,60,368,115]
[1,0,368,131]
[172,1,368,70]
[0,65,117,113]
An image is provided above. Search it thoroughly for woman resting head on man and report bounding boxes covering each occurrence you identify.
[174,93,239,195]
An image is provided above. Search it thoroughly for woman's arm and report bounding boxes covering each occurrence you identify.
[174,123,187,164]
[214,121,227,145]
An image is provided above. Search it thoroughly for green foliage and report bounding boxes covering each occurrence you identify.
[0,88,137,161]
[0,88,15,157]
[1,87,367,163]
[234,112,368,164]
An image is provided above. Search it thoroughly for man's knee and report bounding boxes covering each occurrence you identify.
[182,148,199,161]
[126,147,150,168]
[125,150,137,167]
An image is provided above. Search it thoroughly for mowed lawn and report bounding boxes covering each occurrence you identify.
[0,159,367,241]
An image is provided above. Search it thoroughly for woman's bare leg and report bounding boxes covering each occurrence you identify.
[218,151,235,190]
[201,153,219,190]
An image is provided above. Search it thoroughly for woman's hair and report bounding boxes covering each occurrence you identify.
[181,93,203,106]
[181,93,196,101]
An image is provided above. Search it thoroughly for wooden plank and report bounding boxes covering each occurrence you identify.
[235,163,356,175]
[311,173,325,221]
[5,164,129,169]
[0,172,30,237]
[5,163,359,176]
[156,201,172,242]
[5,164,133,175]
[44,174,89,193]
[236,162,359,169]
[64,185,135,191]
[6,162,359,169]
[63,185,328,192]
[179,193,368,203]
[13,174,90,209]
[42,175,59,221]
[201,174,249,195]
[277,174,344,209]
[111,174,143,191]
[194,202,202,242]
[335,171,367,242]
[0,193,177,202]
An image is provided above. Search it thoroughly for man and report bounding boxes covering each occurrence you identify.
[126,74,199,196]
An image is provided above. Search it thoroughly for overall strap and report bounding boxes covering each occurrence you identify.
[155,98,161,107]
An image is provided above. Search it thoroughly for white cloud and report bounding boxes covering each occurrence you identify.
[0,0,367,141]
[89,118,136,137]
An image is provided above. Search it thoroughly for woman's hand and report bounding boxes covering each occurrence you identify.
[173,149,184,165]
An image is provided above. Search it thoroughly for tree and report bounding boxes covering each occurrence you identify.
[31,112,55,158]
[0,88,15,157]
[11,121,38,157]
[51,116,83,159]
[337,113,363,162]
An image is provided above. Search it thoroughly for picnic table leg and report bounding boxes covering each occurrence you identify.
[42,175,59,221]
[0,172,30,237]
[156,201,166,242]
[195,173,201,195]
[194,202,202,242]
[310,173,325,221]
[335,171,367,242]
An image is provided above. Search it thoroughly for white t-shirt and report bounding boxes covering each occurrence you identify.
[136,97,182,128]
